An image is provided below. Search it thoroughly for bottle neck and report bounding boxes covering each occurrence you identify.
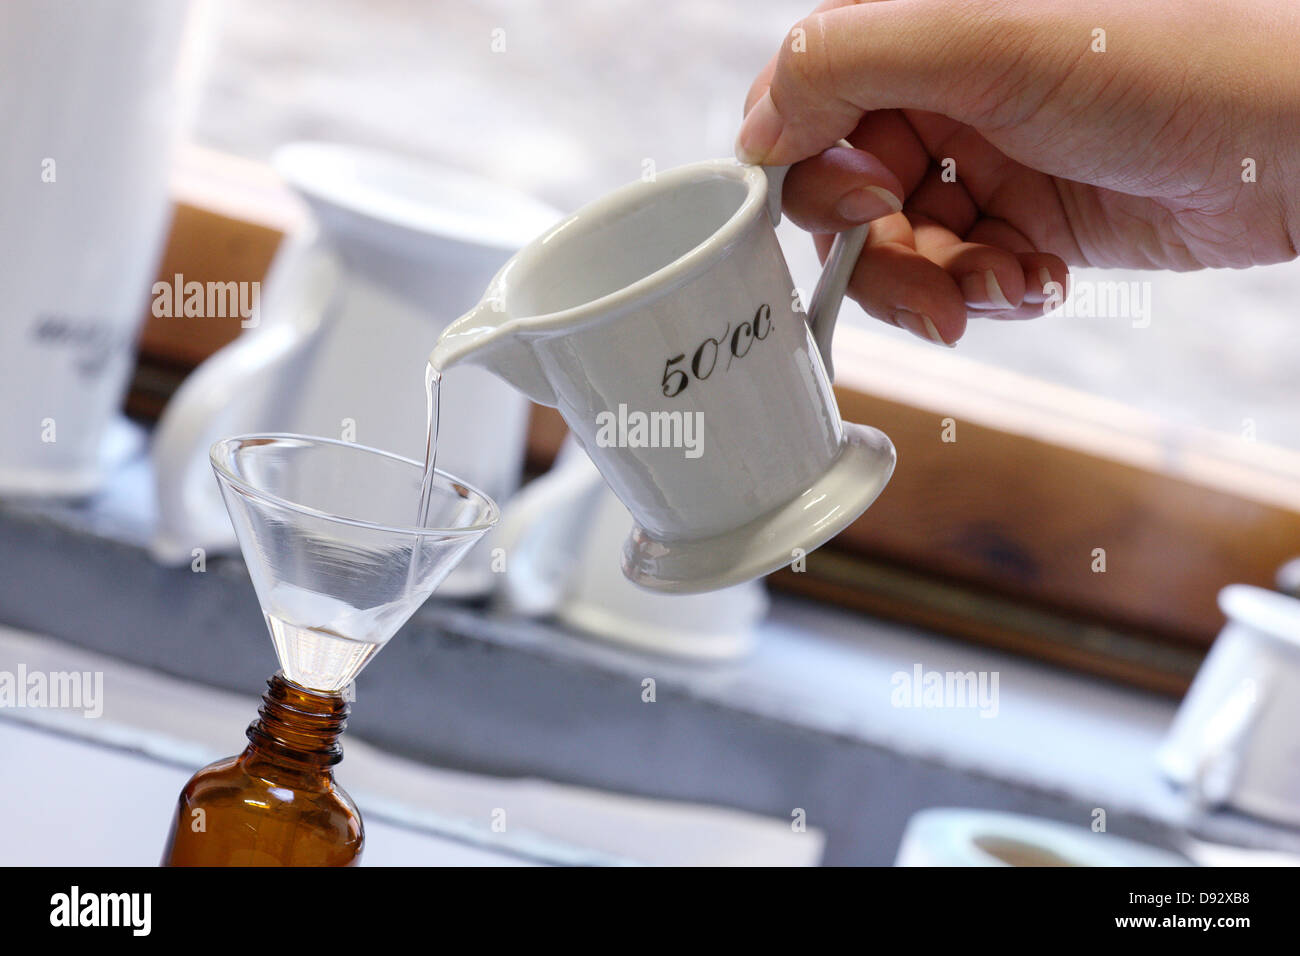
[243,674,348,784]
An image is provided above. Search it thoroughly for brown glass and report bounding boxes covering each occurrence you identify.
[161,674,363,866]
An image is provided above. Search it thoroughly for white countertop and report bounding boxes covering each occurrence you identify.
[0,717,532,867]
[0,623,823,866]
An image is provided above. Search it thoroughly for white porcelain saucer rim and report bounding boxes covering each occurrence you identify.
[621,421,896,594]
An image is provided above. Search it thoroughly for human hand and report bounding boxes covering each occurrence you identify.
[738,0,1300,345]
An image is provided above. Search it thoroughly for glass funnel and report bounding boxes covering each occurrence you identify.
[210,434,499,692]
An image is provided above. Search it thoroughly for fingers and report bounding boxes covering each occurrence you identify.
[737,0,1014,167]
[739,0,1080,343]
[814,214,969,347]
[909,217,1027,313]
[742,0,860,115]
[900,109,1084,257]
[1002,253,1070,319]
[962,218,1069,317]
[781,145,905,232]
[804,198,1071,343]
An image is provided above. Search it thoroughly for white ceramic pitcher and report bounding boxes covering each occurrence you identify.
[431,155,895,593]
[1158,584,1300,825]
[152,143,560,595]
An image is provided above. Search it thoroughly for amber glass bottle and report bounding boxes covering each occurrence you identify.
[161,674,363,866]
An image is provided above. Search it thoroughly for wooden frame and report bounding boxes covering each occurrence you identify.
[828,330,1300,644]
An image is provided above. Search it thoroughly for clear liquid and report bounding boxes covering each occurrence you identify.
[267,616,380,693]
[416,362,441,530]
[406,362,442,597]
[260,362,449,692]
[265,581,417,691]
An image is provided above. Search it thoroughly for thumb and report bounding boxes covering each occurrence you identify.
[736,0,1013,166]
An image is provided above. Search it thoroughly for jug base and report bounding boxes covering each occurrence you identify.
[621,421,896,594]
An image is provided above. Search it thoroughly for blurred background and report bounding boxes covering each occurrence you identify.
[1,0,1299,867]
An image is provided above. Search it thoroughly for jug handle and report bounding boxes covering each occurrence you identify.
[762,140,870,382]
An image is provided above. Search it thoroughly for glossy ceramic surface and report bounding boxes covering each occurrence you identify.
[431,157,889,591]
[1158,584,1300,825]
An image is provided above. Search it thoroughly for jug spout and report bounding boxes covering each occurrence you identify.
[429,300,558,407]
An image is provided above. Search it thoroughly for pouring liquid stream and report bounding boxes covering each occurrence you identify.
[254,365,443,686]
[406,361,442,596]
[417,361,442,527]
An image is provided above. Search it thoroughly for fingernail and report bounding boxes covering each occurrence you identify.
[960,269,1014,309]
[735,89,784,165]
[1038,267,1053,291]
[895,310,954,347]
[835,185,903,222]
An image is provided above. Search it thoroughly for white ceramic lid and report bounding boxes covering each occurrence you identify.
[1218,584,1300,649]
[272,141,561,251]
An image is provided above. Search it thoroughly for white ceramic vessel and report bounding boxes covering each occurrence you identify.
[151,143,561,594]
[1158,584,1300,825]
[895,809,1190,867]
[432,155,894,593]
[0,0,192,494]
[493,438,768,660]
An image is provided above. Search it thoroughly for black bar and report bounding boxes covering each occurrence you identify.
[5,866,1278,940]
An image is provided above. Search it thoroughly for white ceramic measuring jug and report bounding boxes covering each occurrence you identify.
[432,155,895,593]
